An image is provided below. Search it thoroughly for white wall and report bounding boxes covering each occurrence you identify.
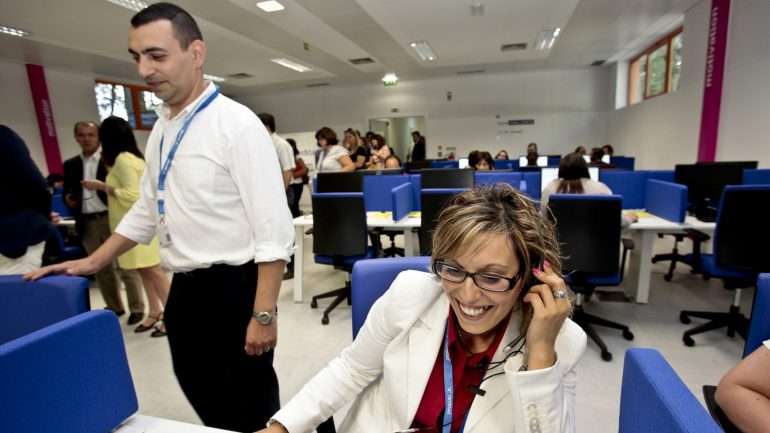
[238,67,613,160]
[0,59,150,175]
[608,0,770,169]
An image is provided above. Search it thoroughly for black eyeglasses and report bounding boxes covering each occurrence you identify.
[432,260,521,292]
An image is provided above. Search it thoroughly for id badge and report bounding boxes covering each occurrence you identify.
[158,218,173,247]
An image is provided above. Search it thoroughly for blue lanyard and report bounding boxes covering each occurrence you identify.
[442,323,468,433]
[157,87,220,217]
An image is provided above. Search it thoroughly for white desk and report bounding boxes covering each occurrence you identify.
[115,414,234,432]
[624,213,715,303]
[55,218,76,227]
[292,212,421,303]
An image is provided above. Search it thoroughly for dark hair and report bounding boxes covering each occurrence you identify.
[73,121,98,136]
[131,2,203,49]
[257,113,276,133]
[495,150,509,160]
[602,144,614,156]
[98,116,144,166]
[474,151,494,170]
[315,127,338,146]
[590,147,604,162]
[557,152,590,194]
[411,130,421,137]
[385,154,402,168]
[526,151,538,166]
[287,138,299,157]
[526,142,538,154]
[574,145,586,155]
[468,150,479,168]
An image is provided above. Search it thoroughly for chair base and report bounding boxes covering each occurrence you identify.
[680,305,749,346]
[381,231,405,258]
[310,281,351,325]
[572,305,634,362]
[651,252,697,282]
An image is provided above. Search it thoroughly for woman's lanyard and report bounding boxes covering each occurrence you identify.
[157,87,220,220]
[442,323,468,433]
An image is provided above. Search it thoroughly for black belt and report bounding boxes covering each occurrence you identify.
[82,211,108,219]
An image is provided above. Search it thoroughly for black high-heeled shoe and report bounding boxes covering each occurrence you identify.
[150,314,167,338]
[134,314,161,333]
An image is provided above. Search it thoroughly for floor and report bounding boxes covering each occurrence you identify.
[103,236,750,433]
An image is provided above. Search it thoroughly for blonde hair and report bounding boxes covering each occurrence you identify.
[431,184,563,331]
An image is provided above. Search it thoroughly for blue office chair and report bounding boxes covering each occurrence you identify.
[679,185,770,346]
[351,256,432,337]
[618,348,722,433]
[0,275,90,345]
[0,310,138,433]
[548,194,635,361]
[310,193,376,325]
[50,193,73,219]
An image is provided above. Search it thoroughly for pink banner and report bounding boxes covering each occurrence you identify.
[25,63,63,174]
[697,0,731,162]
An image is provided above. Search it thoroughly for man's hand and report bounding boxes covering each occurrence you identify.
[24,257,101,281]
[245,317,277,357]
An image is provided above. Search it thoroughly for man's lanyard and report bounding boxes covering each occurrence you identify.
[157,87,220,218]
[442,323,468,433]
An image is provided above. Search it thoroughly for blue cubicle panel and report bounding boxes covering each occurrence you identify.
[547,156,561,167]
[522,172,541,199]
[363,175,410,212]
[645,180,687,222]
[643,170,675,183]
[611,156,635,171]
[391,183,413,221]
[430,160,459,169]
[409,174,421,211]
[745,273,770,357]
[474,171,522,186]
[494,160,517,170]
[743,169,770,185]
[600,171,647,209]
[51,194,73,219]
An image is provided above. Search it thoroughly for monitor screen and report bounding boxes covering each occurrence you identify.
[315,171,363,193]
[675,163,746,211]
[458,157,469,169]
[420,168,475,189]
[602,155,611,164]
[540,167,599,192]
[582,155,591,163]
[519,156,548,167]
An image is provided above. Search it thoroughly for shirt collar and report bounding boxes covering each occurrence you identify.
[155,81,216,121]
[81,149,101,161]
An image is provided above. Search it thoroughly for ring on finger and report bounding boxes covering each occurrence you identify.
[553,289,568,299]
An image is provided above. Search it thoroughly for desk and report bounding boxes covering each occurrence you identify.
[115,415,234,432]
[292,212,421,303]
[55,218,75,227]
[624,213,715,303]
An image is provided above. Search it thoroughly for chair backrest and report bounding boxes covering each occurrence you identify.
[363,174,410,211]
[619,348,722,433]
[0,275,90,345]
[312,193,368,257]
[351,257,432,337]
[430,160,459,169]
[420,168,475,189]
[474,171,522,187]
[0,310,138,433]
[51,194,73,218]
[315,171,363,193]
[743,169,770,185]
[405,160,432,172]
[745,273,770,357]
[714,185,770,272]
[521,171,541,199]
[548,195,622,274]
[419,188,466,255]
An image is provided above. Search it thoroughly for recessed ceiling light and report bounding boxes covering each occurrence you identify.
[382,73,399,86]
[534,28,561,50]
[204,74,227,83]
[0,25,31,38]
[104,0,148,12]
[271,58,312,73]
[256,1,285,12]
[409,41,437,62]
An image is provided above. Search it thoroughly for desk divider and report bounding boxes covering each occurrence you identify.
[391,183,413,221]
[600,171,647,209]
[645,180,687,222]
[743,169,770,185]
[363,174,410,212]
[409,174,421,211]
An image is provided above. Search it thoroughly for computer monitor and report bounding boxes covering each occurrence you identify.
[675,162,750,220]
[540,167,599,192]
[602,154,611,164]
[519,155,548,167]
[458,157,469,169]
[420,169,475,189]
[582,155,591,163]
[361,168,404,176]
[315,171,363,193]
[405,160,432,172]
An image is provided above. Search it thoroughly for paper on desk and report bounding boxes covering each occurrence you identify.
[408,211,421,218]
[368,211,393,219]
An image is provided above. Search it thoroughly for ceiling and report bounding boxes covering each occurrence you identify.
[0,0,703,96]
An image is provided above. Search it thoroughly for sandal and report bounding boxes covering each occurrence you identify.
[150,314,167,338]
[134,314,162,333]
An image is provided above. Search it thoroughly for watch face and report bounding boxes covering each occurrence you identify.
[256,312,272,325]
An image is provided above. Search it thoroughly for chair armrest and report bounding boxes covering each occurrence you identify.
[622,238,635,251]
[305,227,314,235]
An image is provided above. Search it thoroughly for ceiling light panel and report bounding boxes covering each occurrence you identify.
[409,41,437,62]
[0,25,31,38]
[104,0,148,12]
[256,1,285,13]
[271,58,312,72]
[534,28,561,50]
[204,74,227,83]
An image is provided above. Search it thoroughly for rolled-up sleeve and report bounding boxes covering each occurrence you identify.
[228,119,294,263]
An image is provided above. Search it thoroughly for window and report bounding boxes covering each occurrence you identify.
[94,80,161,130]
[628,28,683,105]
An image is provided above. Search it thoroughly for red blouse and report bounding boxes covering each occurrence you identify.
[410,309,507,432]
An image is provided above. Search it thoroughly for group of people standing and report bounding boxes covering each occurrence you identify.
[314,127,427,173]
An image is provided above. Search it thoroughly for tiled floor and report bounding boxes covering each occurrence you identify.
[103,237,750,433]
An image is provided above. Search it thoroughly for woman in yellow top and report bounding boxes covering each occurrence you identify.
[82,116,169,336]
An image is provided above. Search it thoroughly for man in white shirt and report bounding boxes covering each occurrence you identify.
[257,113,294,190]
[62,121,145,323]
[27,3,293,432]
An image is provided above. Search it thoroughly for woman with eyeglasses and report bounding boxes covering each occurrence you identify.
[259,184,586,433]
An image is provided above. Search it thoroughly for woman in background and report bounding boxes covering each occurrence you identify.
[473,151,494,170]
[81,116,170,336]
[287,138,307,218]
[316,127,355,173]
[343,128,369,170]
[495,149,510,160]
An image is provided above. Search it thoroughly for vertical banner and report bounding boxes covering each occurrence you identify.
[25,63,63,174]
[697,0,731,162]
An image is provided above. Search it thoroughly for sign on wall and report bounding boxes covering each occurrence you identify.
[26,64,63,174]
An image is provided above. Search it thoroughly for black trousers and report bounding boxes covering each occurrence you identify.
[164,263,279,432]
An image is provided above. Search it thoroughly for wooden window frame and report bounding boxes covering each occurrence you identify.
[95,79,156,131]
[627,27,683,105]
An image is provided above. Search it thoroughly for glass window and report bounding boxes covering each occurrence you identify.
[646,44,668,97]
[629,55,647,105]
[94,82,133,127]
[140,90,162,128]
[669,33,683,92]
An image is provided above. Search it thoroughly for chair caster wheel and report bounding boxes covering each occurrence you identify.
[623,330,634,340]
[679,312,691,324]
[311,299,318,308]
[683,335,695,347]
[664,274,672,282]
[601,351,613,362]
[321,315,329,325]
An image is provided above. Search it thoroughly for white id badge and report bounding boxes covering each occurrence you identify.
[158,219,173,247]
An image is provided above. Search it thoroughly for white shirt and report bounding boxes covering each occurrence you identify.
[81,150,108,214]
[271,133,295,173]
[115,82,294,272]
[764,339,770,350]
[317,145,348,172]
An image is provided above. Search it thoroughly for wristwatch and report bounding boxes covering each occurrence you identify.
[252,309,276,325]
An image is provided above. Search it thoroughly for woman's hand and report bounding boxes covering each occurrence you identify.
[80,179,106,192]
[522,261,572,370]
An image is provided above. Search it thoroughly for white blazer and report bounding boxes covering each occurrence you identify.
[273,270,587,433]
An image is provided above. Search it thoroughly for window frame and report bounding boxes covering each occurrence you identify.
[94,79,158,131]
[627,27,683,105]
